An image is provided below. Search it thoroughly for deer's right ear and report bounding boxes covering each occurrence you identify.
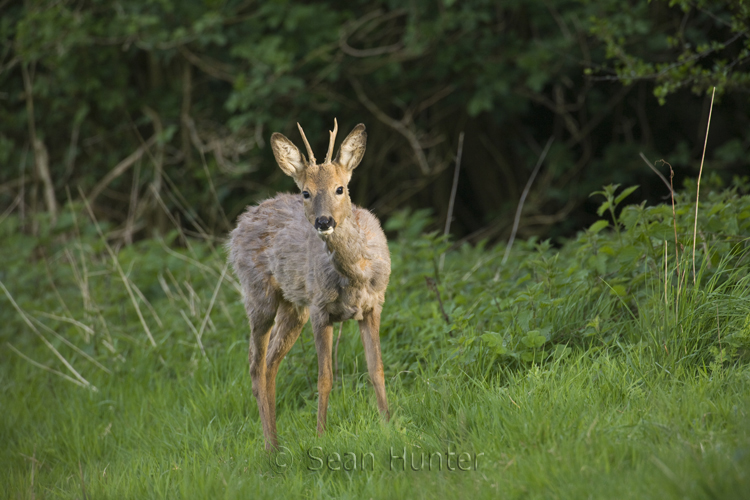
[271,133,306,183]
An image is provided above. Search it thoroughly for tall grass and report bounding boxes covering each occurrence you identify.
[1,181,749,498]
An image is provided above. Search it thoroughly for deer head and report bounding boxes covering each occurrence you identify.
[270,119,367,236]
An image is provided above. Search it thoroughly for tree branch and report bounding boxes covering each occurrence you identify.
[88,135,157,205]
[350,77,431,175]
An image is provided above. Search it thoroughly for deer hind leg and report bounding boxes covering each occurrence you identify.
[247,293,279,450]
[359,306,390,421]
[264,301,309,445]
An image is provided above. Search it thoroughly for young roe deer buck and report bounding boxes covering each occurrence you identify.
[228,119,391,450]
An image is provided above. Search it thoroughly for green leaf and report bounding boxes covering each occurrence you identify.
[481,332,507,354]
[522,330,546,348]
[615,185,640,205]
[599,245,615,256]
[617,245,642,266]
[553,344,571,359]
[597,201,612,217]
[589,220,609,234]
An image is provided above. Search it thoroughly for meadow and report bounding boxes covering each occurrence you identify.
[2,180,750,499]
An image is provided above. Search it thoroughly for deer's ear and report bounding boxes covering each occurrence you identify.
[271,133,306,184]
[336,124,367,172]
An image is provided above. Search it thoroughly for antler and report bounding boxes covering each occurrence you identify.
[325,118,338,164]
[297,122,316,165]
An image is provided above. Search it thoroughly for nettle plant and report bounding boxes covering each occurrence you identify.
[444,181,750,373]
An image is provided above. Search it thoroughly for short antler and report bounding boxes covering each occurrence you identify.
[325,118,338,164]
[297,122,316,165]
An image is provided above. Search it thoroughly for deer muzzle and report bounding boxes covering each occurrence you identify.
[314,216,336,235]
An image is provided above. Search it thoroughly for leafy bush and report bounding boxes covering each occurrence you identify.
[2,185,750,498]
[383,181,750,377]
[3,0,749,243]
[2,183,750,397]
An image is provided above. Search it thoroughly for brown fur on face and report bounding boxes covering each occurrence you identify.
[299,164,351,228]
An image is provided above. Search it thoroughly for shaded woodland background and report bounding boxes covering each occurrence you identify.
[1,0,749,244]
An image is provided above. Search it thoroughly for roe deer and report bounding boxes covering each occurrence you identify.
[228,119,391,450]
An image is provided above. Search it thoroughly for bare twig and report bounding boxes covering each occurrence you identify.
[443,132,465,237]
[64,115,82,181]
[350,78,430,175]
[35,311,94,338]
[180,310,205,357]
[180,63,194,167]
[425,277,450,324]
[502,137,554,265]
[155,231,241,293]
[6,343,88,388]
[81,192,158,347]
[639,152,673,196]
[659,160,680,264]
[32,139,56,221]
[28,316,111,374]
[181,114,231,230]
[0,190,22,226]
[0,177,24,194]
[123,159,141,245]
[339,9,406,57]
[21,62,58,222]
[142,106,167,231]
[88,135,157,204]
[340,37,403,57]
[127,277,164,328]
[693,87,716,284]
[195,262,230,359]
[179,46,234,83]
[1,279,95,389]
[666,160,681,317]
[439,131,465,273]
[416,85,456,114]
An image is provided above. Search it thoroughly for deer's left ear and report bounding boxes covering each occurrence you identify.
[336,124,367,172]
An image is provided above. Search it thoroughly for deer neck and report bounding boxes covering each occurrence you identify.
[320,215,369,282]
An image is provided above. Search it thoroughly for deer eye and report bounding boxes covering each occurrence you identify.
[302,191,310,199]
[336,186,344,195]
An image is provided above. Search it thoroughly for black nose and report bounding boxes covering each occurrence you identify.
[314,216,336,231]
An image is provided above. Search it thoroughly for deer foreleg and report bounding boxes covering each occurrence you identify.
[359,306,390,420]
[312,312,334,435]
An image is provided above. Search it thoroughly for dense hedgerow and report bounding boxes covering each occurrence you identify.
[2,183,750,498]
[1,182,749,396]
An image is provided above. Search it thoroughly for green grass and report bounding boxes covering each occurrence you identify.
[2,184,750,498]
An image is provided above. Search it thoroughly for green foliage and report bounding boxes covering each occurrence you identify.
[4,0,749,244]
[2,185,750,496]
[4,183,749,384]
[447,183,750,371]
[588,0,750,102]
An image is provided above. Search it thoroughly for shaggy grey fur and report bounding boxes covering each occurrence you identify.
[228,122,390,450]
